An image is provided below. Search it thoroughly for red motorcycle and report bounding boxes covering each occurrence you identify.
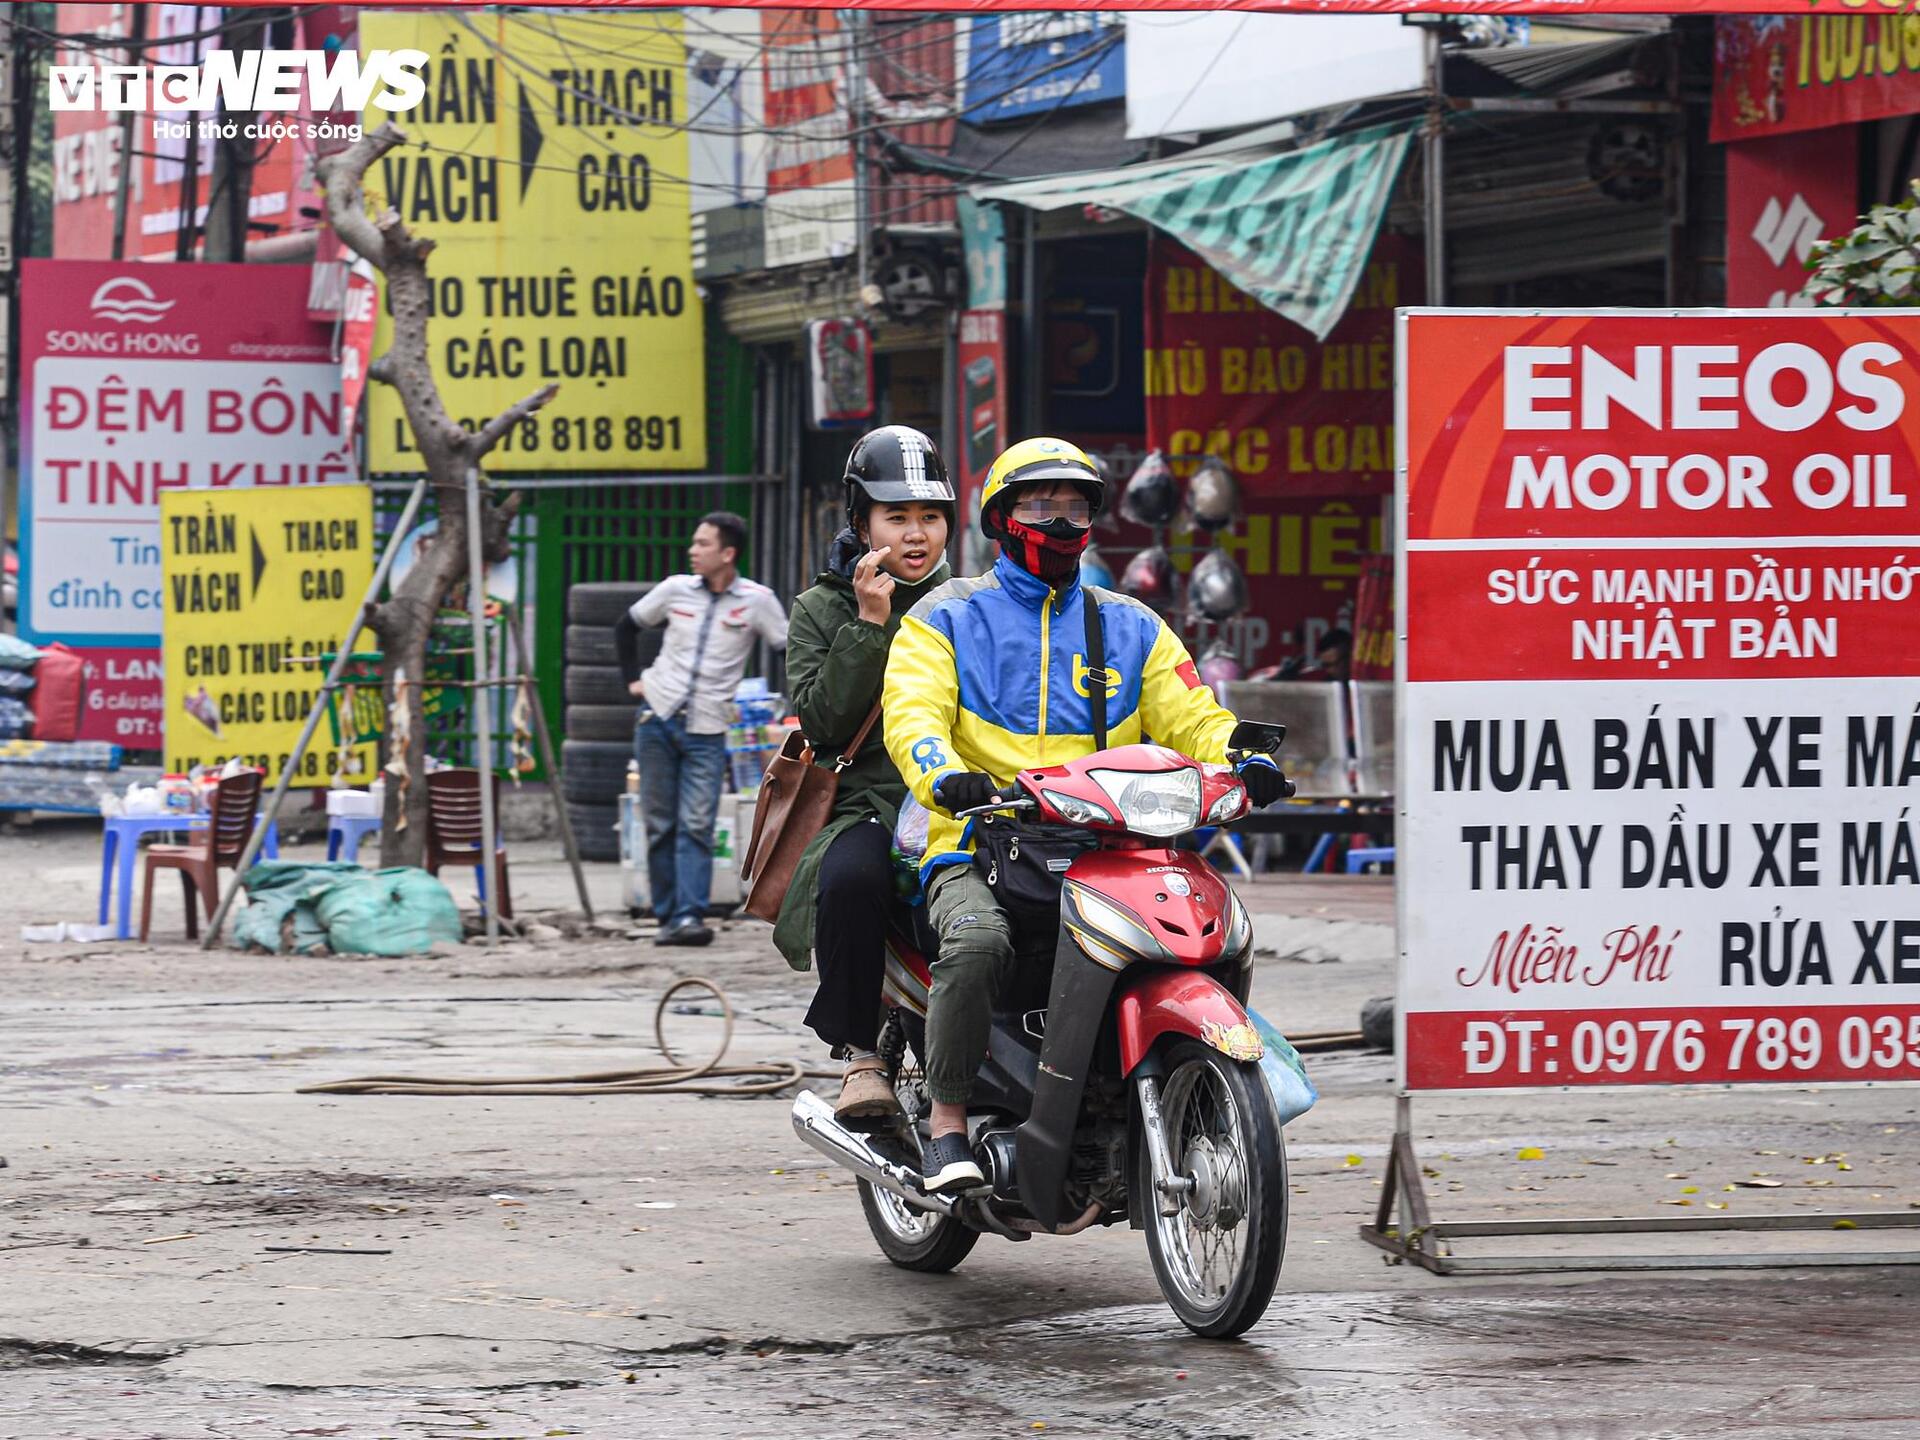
[792,723,1296,1338]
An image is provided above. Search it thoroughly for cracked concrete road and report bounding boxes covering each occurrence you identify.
[3,819,1919,1438]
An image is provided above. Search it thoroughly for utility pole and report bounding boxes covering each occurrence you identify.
[205,7,279,262]
[109,4,148,261]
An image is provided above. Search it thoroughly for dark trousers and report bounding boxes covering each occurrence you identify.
[805,818,896,1053]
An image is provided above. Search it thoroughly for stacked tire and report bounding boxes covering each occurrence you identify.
[561,582,659,862]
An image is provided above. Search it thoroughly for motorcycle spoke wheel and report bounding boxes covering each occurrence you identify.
[857,1066,980,1273]
[1140,1042,1287,1338]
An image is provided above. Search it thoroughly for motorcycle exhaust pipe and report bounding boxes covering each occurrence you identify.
[791,1090,959,1218]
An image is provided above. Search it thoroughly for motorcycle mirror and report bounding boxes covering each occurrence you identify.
[1227,720,1286,757]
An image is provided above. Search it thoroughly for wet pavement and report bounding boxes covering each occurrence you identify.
[7,1276,1920,1438]
[3,820,1918,1438]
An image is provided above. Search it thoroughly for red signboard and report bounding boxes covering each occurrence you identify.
[956,310,1008,577]
[1723,127,1859,309]
[1143,232,1412,666]
[1398,308,1920,1092]
[18,260,352,745]
[1145,232,1415,499]
[1713,14,1920,143]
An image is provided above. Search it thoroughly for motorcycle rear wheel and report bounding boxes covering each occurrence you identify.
[858,1178,980,1272]
[857,1065,980,1273]
[1138,1040,1288,1338]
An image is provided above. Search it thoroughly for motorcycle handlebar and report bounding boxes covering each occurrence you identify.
[952,794,1038,820]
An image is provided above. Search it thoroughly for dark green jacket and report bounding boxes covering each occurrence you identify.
[772,530,951,970]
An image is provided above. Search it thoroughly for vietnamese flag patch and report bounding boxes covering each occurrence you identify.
[1175,659,1203,689]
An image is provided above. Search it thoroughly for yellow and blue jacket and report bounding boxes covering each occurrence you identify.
[883,554,1241,885]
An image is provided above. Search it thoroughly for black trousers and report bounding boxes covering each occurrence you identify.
[804,817,896,1052]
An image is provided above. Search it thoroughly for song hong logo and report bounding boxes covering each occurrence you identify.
[47,48,428,113]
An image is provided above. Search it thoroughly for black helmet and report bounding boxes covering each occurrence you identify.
[844,425,955,529]
[1120,450,1180,528]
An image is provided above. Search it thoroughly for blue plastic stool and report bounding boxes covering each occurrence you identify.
[1345,845,1395,875]
[99,813,279,940]
[327,815,383,864]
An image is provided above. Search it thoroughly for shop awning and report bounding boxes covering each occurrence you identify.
[973,122,1414,341]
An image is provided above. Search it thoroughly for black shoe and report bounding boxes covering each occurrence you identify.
[655,917,714,947]
[921,1132,985,1195]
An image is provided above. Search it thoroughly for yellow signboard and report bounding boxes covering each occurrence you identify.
[159,487,376,787]
[361,11,706,473]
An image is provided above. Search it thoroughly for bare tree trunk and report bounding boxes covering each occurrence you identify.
[317,122,557,866]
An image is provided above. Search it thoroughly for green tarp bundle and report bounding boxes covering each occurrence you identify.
[235,862,463,957]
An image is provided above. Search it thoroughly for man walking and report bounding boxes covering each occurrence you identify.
[616,512,787,946]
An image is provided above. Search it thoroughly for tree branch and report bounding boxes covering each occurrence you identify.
[472,384,560,456]
[315,122,407,268]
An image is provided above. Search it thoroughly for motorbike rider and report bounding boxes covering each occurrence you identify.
[881,437,1290,1193]
[775,426,955,1120]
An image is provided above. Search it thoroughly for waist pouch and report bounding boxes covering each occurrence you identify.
[973,816,1098,935]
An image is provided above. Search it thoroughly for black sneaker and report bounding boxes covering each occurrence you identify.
[655,917,714,947]
[921,1132,985,1195]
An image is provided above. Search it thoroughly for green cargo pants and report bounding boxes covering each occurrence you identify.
[922,864,1018,1106]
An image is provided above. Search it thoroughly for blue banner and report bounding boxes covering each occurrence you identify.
[960,15,1124,123]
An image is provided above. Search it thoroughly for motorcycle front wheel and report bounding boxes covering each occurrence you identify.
[1138,1040,1288,1338]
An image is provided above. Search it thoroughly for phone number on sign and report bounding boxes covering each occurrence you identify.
[1405,1006,1920,1088]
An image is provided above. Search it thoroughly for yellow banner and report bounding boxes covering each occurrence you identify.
[159,487,376,787]
[361,11,705,473]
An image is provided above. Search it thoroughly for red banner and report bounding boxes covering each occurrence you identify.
[956,310,1008,577]
[1350,553,1394,681]
[1724,127,1859,309]
[1145,233,1415,499]
[1398,308,1920,1093]
[1713,15,1920,142]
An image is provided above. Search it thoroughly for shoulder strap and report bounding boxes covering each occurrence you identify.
[834,703,885,771]
[1083,587,1108,751]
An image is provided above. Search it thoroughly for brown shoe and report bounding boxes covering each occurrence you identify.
[835,1058,900,1120]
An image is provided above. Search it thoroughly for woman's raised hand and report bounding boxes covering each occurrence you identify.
[854,546,896,624]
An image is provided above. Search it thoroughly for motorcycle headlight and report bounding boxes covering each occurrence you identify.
[1041,788,1114,827]
[1086,766,1202,838]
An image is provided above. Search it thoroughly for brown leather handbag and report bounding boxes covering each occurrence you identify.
[740,704,883,923]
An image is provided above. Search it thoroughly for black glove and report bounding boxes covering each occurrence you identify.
[934,771,1003,816]
[1236,760,1293,808]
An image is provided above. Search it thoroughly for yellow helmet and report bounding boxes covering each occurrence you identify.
[978,437,1105,525]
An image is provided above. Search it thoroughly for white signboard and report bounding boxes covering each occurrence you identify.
[1398,308,1920,1092]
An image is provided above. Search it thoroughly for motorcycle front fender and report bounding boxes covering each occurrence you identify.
[1116,969,1264,1076]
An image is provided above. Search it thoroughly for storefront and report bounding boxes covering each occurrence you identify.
[1713,15,1920,305]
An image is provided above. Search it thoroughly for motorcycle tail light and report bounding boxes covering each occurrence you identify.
[1086,766,1202,838]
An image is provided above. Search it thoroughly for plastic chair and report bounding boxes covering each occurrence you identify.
[424,769,512,920]
[139,771,263,940]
